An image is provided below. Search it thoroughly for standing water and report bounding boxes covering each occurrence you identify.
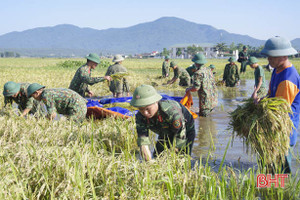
[160,79,300,174]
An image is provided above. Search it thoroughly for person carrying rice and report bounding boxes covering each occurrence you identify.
[186,53,206,84]
[259,36,300,173]
[247,56,268,99]
[69,53,111,97]
[105,54,130,98]
[130,85,195,161]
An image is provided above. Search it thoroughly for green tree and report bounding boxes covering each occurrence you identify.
[4,51,14,57]
[15,53,21,58]
[214,43,228,54]
[161,48,170,57]
[176,48,182,57]
[187,45,203,56]
[236,43,244,52]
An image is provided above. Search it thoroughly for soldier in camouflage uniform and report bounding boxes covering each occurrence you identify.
[105,54,130,98]
[162,56,170,77]
[3,81,42,117]
[167,61,190,86]
[130,85,195,161]
[247,56,267,98]
[222,57,240,87]
[69,53,111,97]
[186,55,218,117]
[186,53,207,84]
[28,83,87,123]
[238,46,248,74]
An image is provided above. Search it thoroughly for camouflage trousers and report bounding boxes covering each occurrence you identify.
[198,90,218,117]
[66,101,87,123]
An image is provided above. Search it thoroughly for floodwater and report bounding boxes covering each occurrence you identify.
[160,79,300,174]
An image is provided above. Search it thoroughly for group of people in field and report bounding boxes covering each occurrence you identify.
[2,36,299,173]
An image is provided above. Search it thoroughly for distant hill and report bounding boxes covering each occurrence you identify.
[292,38,300,50]
[0,17,268,57]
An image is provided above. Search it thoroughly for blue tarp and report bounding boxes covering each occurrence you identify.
[86,94,182,116]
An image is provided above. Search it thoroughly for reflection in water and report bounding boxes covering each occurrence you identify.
[159,79,299,174]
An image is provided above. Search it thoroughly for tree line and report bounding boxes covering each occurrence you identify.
[0,51,21,58]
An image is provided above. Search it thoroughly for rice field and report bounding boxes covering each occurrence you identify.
[0,57,300,199]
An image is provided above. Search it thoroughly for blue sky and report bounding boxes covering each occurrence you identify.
[1,0,299,40]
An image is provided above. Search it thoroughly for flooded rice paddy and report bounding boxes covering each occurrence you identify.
[160,79,300,174]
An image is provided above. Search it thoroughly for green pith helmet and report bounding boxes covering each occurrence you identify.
[164,56,170,60]
[192,53,207,64]
[170,61,177,68]
[209,64,215,69]
[247,56,258,65]
[261,36,297,57]
[3,81,20,96]
[112,54,124,62]
[85,53,101,64]
[228,57,235,62]
[243,46,247,50]
[130,85,162,107]
[27,83,45,97]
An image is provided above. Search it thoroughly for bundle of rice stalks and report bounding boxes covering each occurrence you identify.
[216,80,224,86]
[103,102,137,112]
[229,97,293,165]
[110,72,129,81]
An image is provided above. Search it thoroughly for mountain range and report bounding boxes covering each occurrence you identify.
[0,17,299,57]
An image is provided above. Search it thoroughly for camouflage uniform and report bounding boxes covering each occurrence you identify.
[162,61,169,77]
[239,51,248,73]
[69,64,105,97]
[41,88,87,123]
[105,63,129,94]
[173,67,191,86]
[186,64,198,83]
[254,65,267,98]
[136,100,195,157]
[223,63,240,87]
[4,83,41,115]
[193,66,218,116]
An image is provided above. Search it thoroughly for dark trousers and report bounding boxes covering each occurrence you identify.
[153,129,196,158]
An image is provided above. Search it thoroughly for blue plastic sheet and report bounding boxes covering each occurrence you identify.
[106,107,138,116]
[86,94,182,116]
[86,99,103,107]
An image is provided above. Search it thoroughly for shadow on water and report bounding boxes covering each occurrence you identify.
[160,79,300,174]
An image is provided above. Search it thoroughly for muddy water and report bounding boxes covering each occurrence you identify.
[160,79,300,174]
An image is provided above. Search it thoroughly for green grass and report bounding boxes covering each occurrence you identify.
[0,57,299,199]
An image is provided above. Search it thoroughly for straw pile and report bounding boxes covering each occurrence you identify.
[229,97,293,165]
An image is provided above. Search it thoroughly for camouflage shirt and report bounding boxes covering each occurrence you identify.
[105,63,129,93]
[173,67,191,86]
[238,51,248,62]
[162,61,170,77]
[186,64,198,77]
[41,88,87,116]
[135,100,195,149]
[4,82,35,111]
[69,64,105,97]
[223,63,240,87]
[193,66,218,115]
